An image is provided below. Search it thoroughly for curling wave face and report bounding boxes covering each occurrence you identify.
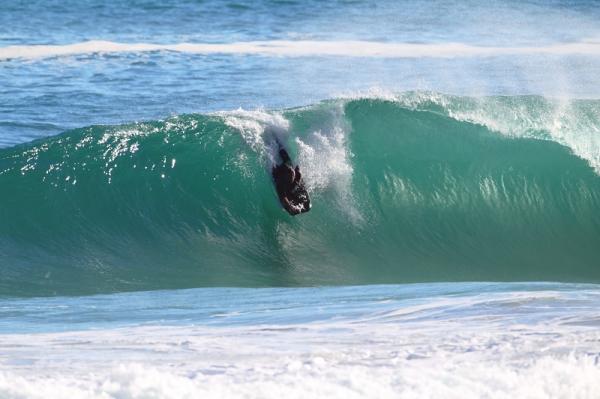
[2,94,600,296]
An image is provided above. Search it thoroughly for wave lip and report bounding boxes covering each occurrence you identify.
[3,40,600,61]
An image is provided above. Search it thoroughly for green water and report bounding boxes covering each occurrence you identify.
[1,96,600,296]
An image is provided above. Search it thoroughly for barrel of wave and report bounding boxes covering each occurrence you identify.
[344,98,600,282]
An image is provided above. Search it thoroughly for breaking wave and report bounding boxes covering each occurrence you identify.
[2,93,600,296]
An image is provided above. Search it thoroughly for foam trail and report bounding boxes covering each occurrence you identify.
[3,40,600,61]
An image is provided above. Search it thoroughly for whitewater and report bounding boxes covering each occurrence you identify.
[2,283,600,399]
[4,39,600,61]
[2,0,600,398]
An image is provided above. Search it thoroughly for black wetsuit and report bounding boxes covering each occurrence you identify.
[272,148,309,215]
[273,162,295,194]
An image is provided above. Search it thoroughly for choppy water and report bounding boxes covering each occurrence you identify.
[2,0,600,397]
[2,0,600,147]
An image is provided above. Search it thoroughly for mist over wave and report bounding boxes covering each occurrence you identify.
[1,93,600,297]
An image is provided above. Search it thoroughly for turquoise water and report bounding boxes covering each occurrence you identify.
[2,1,600,397]
[2,282,599,334]
[2,95,600,296]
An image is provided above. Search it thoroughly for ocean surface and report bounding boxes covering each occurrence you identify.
[1,0,600,397]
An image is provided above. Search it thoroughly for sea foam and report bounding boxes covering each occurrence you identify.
[1,284,599,399]
[2,40,600,61]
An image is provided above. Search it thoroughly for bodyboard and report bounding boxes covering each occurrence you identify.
[287,180,311,214]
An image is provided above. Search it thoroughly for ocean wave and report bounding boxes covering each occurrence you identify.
[1,93,600,296]
[2,40,600,61]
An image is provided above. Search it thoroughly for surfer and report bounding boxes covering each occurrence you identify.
[272,147,310,215]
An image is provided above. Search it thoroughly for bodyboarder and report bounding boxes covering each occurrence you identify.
[272,146,311,215]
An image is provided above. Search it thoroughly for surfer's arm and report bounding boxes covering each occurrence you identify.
[293,165,301,183]
[281,196,302,215]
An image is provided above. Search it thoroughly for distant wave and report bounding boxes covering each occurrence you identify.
[2,40,600,61]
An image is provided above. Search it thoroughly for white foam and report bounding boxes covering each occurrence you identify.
[2,285,600,398]
[1,355,599,399]
[1,315,599,399]
[217,108,290,164]
[293,104,362,222]
[3,40,600,61]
